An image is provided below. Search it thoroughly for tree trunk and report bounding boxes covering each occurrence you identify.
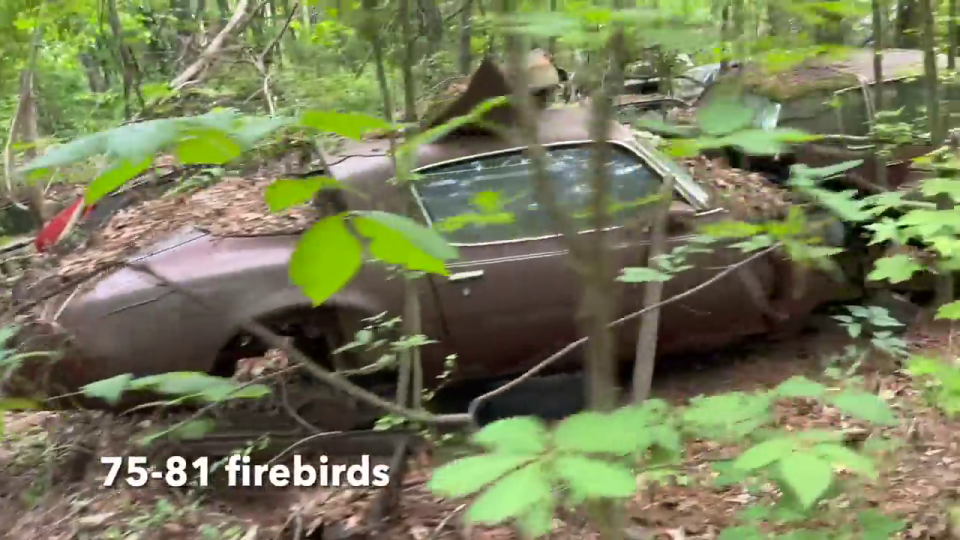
[458,0,473,75]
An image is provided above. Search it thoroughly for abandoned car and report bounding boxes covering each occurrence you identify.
[633,49,957,192]
[4,57,865,428]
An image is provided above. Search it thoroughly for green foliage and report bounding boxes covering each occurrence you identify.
[81,372,272,405]
[907,356,960,416]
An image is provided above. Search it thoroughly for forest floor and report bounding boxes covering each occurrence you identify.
[4,319,960,540]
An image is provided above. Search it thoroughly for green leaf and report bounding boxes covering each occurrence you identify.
[867,255,923,284]
[82,374,134,405]
[618,266,672,283]
[299,111,393,140]
[553,455,637,498]
[778,452,833,509]
[921,177,960,202]
[516,499,555,538]
[552,411,646,456]
[85,157,153,205]
[175,127,243,164]
[828,392,898,426]
[695,91,755,136]
[472,417,549,455]
[353,210,458,261]
[467,462,551,524]
[290,215,364,305]
[265,177,345,212]
[811,443,877,479]
[734,438,796,471]
[776,376,828,398]
[352,212,455,275]
[128,372,260,400]
[428,454,533,497]
[936,300,960,320]
[21,131,109,172]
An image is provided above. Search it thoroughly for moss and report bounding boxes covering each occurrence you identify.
[740,66,861,101]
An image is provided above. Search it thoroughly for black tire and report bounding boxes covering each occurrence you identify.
[470,372,587,427]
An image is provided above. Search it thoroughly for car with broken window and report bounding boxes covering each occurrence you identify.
[3,57,866,431]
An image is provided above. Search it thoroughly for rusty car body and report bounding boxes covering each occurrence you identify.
[4,58,862,423]
[637,49,956,191]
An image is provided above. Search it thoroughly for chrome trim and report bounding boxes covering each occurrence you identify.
[406,140,712,248]
[448,270,485,281]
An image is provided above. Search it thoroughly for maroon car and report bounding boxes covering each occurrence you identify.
[4,58,861,429]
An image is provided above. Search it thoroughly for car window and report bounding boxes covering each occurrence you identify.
[778,91,841,134]
[414,145,664,244]
[836,88,870,136]
[875,78,927,128]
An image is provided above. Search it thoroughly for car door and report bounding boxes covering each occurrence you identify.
[412,143,665,380]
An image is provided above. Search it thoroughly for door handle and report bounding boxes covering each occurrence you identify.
[448,270,485,282]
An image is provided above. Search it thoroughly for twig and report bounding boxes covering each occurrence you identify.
[170,0,253,90]
[428,504,467,540]
[467,244,780,417]
[126,262,472,427]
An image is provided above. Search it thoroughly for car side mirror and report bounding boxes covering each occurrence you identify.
[666,201,697,232]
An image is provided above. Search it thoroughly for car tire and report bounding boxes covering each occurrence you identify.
[469,372,587,427]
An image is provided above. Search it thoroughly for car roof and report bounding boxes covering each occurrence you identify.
[736,48,950,101]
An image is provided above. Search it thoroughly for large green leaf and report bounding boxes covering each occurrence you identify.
[21,131,109,172]
[428,454,533,497]
[85,157,153,205]
[265,177,347,212]
[352,214,452,275]
[516,499,556,538]
[695,92,755,136]
[553,455,637,498]
[828,391,898,426]
[289,215,364,305]
[776,376,828,398]
[811,443,877,479]
[354,210,457,261]
[175,127,243,165]
[936,300,960,320]
[467,462,551,524]
[81,373,134,405]
[778,452,833,509]
[471,417,549,455]
[867,255,923,284]
[552,411,646,456]
[299,111,393,140]
[734,438,795,471]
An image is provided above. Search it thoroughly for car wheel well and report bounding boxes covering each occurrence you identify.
[209,307,348,377]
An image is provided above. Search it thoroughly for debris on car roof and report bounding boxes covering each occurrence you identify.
[41,176,317,281]
[681,155,795,220]
[739,48,948,101]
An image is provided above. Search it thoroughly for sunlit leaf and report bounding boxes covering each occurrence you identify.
[778,452,833,509]
[472,417,549,455]
[428,454,533,497]
[867,255,923,284]
[553,455,637,498]
[265,177,346,212]
[290,216,364,305]
[299,111,393,140]
[734,438,795,471]
[81,374,134,405]
[467,462,551,524]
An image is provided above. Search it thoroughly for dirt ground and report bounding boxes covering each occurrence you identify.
[5,320,960,540]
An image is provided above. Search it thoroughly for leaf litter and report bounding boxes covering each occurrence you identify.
[3,324,960,539]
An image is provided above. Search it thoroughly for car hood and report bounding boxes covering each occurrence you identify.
[60,227,301,322]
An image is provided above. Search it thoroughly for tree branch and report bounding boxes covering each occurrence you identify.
[467,244,780,417]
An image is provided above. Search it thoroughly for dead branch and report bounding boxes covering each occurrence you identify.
[170,0,252,90]
[630,173,674,402]
[467,244,780,417]
[126,262,472,426]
